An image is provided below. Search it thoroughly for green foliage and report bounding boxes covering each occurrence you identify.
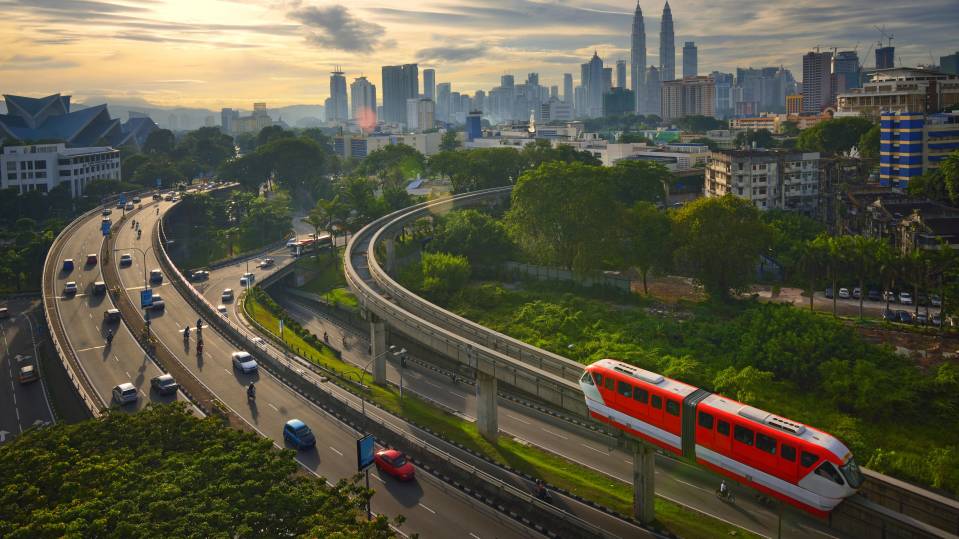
[609,160,670,205]
[618,132,651,143]
[520,139,602,168]
[762,209,825,280]
[247,287,340,357]
[429,147,528,193]
[429,209,514,265]
[796,117,875,155]
[671,195,773,299]
[734,128,777,149]
[906,170,951,202]
[712,366,774,404]
[582,114,662,133]
[671,115,727,132]
[142,128,176,154]
[858,124,880,158]
[358,144,425,179]
[620,201,673,294]
[941,150,959,205]
[688,137,718,150]
[419,252,471,303]
[0,403,391,538]
[440,130,461,152]
[256,125,295,147]
[220,136,333,201]
[781,121,800,137]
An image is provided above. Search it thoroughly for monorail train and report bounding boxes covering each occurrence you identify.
[580,359,864,516]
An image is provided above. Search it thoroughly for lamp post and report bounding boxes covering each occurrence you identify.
[113,245,155,290]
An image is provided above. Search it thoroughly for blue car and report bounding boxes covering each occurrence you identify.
[283,419,316,449]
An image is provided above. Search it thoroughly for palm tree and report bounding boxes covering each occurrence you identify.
[825,236,850,317]
[846,235,885,320]
[303,196,346,260]
[797,236,830,312]
[877,242,900,312]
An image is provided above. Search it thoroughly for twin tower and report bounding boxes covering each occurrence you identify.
[631,1,674,113]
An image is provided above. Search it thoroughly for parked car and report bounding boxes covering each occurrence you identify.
[932,313,942,326]
[62,259,74,272]
[92,281,107,295]
[150,374,179,395]
[104,308,121,322]
[899,292,913,305]
[119,253,133,266]
[283,419,316,449]
[63,281,78,295]
[824,287,834,299]
[221,288,234,302]
[112,383,139,405]
[931,294,942,307]
[838,288,851,299]
[883,291,896,302]
[374,449,415,481]
[231,351,258,374]
[852,287,862,299]
[916,312,929,325]
[867,289,881,301]
[883,309,898,322]
[149,269,163,283]
[897,310,913,324]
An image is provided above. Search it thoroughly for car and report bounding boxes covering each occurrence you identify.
[149,269,163,283]
[125,202,134,211]
[374,449,415,481]
[852,287,862,299]
[191,270,210,281]
[932,313,942,326]
[0,307,8,319]
[239,276,250,287]
[62,259,74,272]
[286,238,298,248]
[231,351,258,374]
[132,196,141,203]
[260,258,274,268]
[149,294,165,310]
[838,288,850,299]
[221,288,234,302]
[251,336,267,348]
[104,308,121,322]
[916,312,929,325]
[242,272,255,283]
[102,208,112,216]
[119,253,133,266]
[867,289,881,301]
[116,201,124,209]
[824,287,834,299]
[163,193,173,201]
[883,291,896,302]
[283,419,316,449]
[112,382,139,404]
[217,304,228,316]
[882,309,898,322]
[931,294,942,307]
[152,193,161,201]
[85,253,98,266]
[899,292,913,305]
[150,374,179,395]
[16,355,38,384]
[64,281,78,295]
[897,310,913,324]
[92,281,107,295]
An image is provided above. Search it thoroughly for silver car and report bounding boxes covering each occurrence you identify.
[112,383,138,405]
[231,351,258,374]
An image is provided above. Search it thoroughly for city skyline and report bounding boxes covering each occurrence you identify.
[1,0,957,109]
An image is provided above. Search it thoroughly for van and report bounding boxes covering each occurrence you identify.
[149,269,163,283]
[62,259,74,272]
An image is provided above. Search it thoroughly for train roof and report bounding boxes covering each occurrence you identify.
[591,359,699,399]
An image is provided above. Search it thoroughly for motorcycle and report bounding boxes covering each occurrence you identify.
[137,229,141,239]
[716,487,735,504]
[532,482,552,503]
[247,384,256,401]
[106,331,114,345]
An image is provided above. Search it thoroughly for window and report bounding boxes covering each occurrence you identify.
[781,444,796,462]
[35,160,46,170]
[756,433,777,455]
[617,380,633,398]
[717,420,730,436]
[580,372,594,386]
[666,400,680,416]
[604,377,614,390]
[698,411,714,429]
[593,372,603,387]
[801,451,819,468]
[815,461,845,486]
[651,395,662,409]
[733,425,754,446]
[633,387,648,404]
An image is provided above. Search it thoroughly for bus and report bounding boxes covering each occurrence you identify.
[290,233,332,257]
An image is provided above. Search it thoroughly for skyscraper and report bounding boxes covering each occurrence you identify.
[350,76,376,128]
[381,64,419,125]
[630,1,646,113]
[660,2,675,82]
[329,67,348,122]
[423,68,435,100]
[616,60,627,88]
[802,51,833,113]
[683,41,697,78]
[501,74,515,89]
[876,46,895,70]
[832,51,861,94]
[563,73,573,104]
[585,52,605,118]
[645,66,661,116]
[436,82,451,123]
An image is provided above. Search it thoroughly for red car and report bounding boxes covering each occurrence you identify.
[374,449,415,481]
[86,253,98,266]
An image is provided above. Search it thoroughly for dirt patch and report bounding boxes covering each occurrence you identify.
[634,274,705,303]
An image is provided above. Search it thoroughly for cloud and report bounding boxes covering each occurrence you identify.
[288,4,386,53]
[416,45,486,63]
[0,54,79,70]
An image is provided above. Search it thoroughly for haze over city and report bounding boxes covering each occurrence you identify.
[2,0,957,108]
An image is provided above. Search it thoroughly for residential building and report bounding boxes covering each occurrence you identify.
[803,50,834,113]
[661,76,715,121]
[381,64,419,126]
[786,94,803,114]
[350,76,377,128]
[332,131,442,159]
[406,98,435,132]
[683,42,698,78]
[423,68,436,100]
[736,67,792,114]
[630,1,647,113]
[705,149,821,213]
[660,2,675,82]
[1,143,120,197]
[837,68,959,119]
[941,52,959,75]
[730,114,785,133]
[328,68,348,122]
[880,111,959,188]
[616,60,627,88]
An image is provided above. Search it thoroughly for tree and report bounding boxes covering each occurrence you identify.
[781,121,800,137]
[734,128,777,149]
[941,150,959,205]
[619,132,650,143]
[797,236,831,311]
[671,195,773,299]
[429,209,514,265]
[420,251,471,302]
[520,140,602,168]
[359,144,425,178]
[440,130,461,152]
[688,137,718,150]
[121,153,150,183]
[712,366,774,405]
[142,128,175,155]
[906,171,950,203]
[858,124,880,158]
[840,235,886,319]
[796,117,874,155]
[672,115,726,132]
[609,160,670,205]
[304,195,346,259]
[762,209,825,281]
[257,137,331,199]
[620,202,673,294]
[256,125,294,147]
[175,126,236,172]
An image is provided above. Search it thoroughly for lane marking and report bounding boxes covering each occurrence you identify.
[581,443,608,455]
[267,403,278,412]
[469,534,481,539]
[370,474,385,483]
[541,427,569,440]
[506,414,531,425]
[125,371,131,379]
[417,503,435,514]
[329,446,343,456]
[76,345,105,353]
[674,478,710,493]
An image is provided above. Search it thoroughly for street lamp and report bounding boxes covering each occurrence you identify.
[113,245,156,290]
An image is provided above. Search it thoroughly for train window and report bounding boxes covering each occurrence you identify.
[815,461,845,486]
[717,420,730,436]
[756,433,777,455]
[651,395,662,409]
[733,425,754,446]
[633,388,648,403]
[698,411,714,429]
[605,377,614,390]
[617,380,633,397]
[781,444,796,462]
[591,373,602,386]
[666,400,680,416]
[801,451,819,468]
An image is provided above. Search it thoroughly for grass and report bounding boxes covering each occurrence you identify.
[243,292,759,539]
[295,252,359,310]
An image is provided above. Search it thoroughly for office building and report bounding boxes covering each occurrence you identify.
[940,52,959,75]
[880,111,959,188]
[563,73,574,103]
[220,108,239,134]
[435,83,451,123]
[735,67,793,114]
[381,64,419,125]
[786,94,803,114]
[645,66,662,117]
[630,1,647,112]
[406,98,435,132]
[837,68,959,119]
[832,51,861,95]
[423,68,435,100]
[332,131,442,159]
[616,60,627,88]
[876,46,895,70]
[603,88,635,117]
[712,72,734,118]
[327,68,348,123]
[1,143,120,197]
[661,76,715,121]
[803,51,834,113]
[603,67,613,96]
[584,52,606,118]
[350,76,377,128]
[551,85,560,100]
[705,149,821,213]
[660,2,676,82]
[683,42,698,78]
[540,99,575,123]
[466,111,482,141]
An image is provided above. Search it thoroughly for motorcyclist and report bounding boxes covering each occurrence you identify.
[247,382,256,399]
[183,324,190,339]
[197,339,203,354]
[137,229,141,239]
[719,480,729,498]
[534,479,548,499]
[323,331,329,343]
[106,329,114,344]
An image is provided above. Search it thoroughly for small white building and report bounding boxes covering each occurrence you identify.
[1,143,121,197]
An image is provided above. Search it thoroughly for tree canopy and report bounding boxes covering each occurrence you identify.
[429,209,514,266]
[796,117,875,155]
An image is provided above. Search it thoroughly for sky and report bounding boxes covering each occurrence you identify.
[1,0,957,110]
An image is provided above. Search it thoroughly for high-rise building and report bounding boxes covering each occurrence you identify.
[786,94,803,114]
[880,111,959,188]
[603,88,635,116]
[683,41,697,78]
[501,75,515,89]
[350,76,377,128]
[406,98,435,132]
[661,76,715,121]
[584,52,606,118]
[876,46,895,70]
[381,64,419,125]
[837,68,959,119]
[616,60,627,88]
[802,51,833,113]
[832,51,861,95]
[329,67,348,122]
[466,111,482,141]
[423,68,435,100]
[220,108,239,134]
[645,66,661,116]
[940,52,959,75]
[603,67,613,96]
[550,85,559,99]
[436,82,451,123]
[660,2,676,82]
[711,72,734,118]
[630,1,647,113]
[527,73,539,87]
[563,73,573,103]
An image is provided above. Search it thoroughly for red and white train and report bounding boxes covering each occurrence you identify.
[580,359,864,516]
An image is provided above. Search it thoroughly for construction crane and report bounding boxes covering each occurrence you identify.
[874,25,894,49]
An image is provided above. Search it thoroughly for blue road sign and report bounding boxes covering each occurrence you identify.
[140,289,153,307]
[119,194,127,205]
[356,434,375,471]
[101,220,111,236]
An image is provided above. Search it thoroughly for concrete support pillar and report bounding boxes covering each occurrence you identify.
[632,441,656,524]
[475,371,498,441]
[370,319,387,385]
[384,238,396,273]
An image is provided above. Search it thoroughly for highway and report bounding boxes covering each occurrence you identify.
[111,199,537,539]
[0,298,55,443]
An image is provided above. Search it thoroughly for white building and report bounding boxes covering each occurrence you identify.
[406,98,436,132]
[705,149,820,213]
[1,143,121,197]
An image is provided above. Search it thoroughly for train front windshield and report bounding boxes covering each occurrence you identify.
[840,458,864,489]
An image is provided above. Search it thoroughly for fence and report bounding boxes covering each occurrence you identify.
[503,261,633,293]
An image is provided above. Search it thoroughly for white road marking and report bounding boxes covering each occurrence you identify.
[114,356,120,362]
[267,403,278,411]
[581,443,608,455]
[223,369,232,375]
[541,427,569,440]
[76,345,106,352]
[506,414,531,425]
[673,478,710,493]
[469,533,481,539]
[329,446,343,456]
[125,371,131,379]
[417,503,435,514]
[370,474,385,483]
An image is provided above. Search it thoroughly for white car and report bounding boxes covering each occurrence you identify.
[899,292,913,305]
[112,382,139,404]
[838,288,850,299]
[251,336,266,348]
[231,351,258,374]
[217,304,228,316]
[222,288,234,302]
[260,258,274,268]
[64,281,78,295]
